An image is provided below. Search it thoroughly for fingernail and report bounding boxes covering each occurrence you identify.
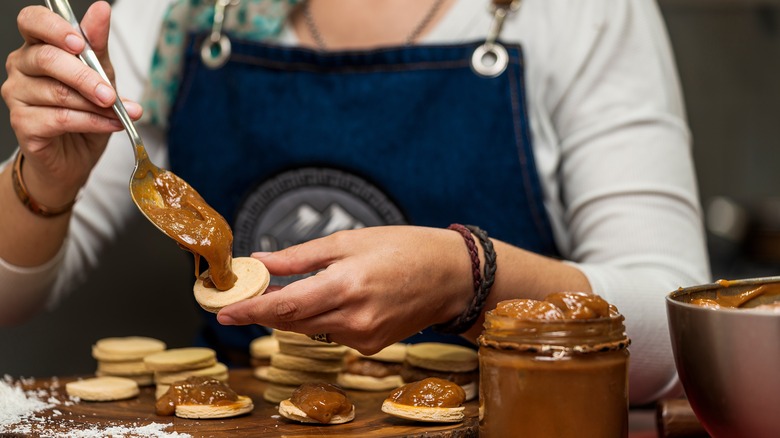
[64,34,83,52]
[218,314,236,325]
[95,83,114,105]
[252,251,271,258]
[123,101,142,117]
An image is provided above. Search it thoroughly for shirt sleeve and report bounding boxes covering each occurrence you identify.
[0,0,171,313]
[523,0,711,404]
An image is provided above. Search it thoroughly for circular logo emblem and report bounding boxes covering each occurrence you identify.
[233,168,406,283]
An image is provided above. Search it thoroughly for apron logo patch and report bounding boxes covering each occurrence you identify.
[233,168,406,284]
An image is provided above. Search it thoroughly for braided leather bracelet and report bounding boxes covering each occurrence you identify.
[433,224,497,334]
[11,151,76,218]
[446,223,481,296]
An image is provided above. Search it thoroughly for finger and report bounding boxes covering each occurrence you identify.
[9,75,141,120]
[11,105,123,145]
[15,43,116,107]
[16,6,85,53]
[252,234,345,276]
[79,2,112,69]
[217,272,344,326]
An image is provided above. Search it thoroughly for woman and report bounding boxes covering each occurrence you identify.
[0,0,710,404]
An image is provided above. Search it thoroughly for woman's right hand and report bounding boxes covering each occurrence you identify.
[1,1,141,208]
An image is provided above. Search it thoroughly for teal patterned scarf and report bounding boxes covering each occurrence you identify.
[141,0,301,128]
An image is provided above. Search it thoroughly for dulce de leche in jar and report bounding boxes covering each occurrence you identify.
[478,292,630,437]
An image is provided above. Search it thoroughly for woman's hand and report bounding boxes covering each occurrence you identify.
[218,226,475,355]
[1,1,141,207]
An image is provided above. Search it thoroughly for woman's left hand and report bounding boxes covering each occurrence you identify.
[217,226,473,355]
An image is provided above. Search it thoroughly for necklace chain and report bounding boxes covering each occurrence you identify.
[303,0,446,50]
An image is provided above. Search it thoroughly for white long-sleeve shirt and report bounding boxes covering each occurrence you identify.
[0,0,710,404]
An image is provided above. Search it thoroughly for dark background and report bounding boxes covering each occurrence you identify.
[2,0,780,376]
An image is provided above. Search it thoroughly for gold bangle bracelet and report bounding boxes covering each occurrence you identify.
[11,151,76,218]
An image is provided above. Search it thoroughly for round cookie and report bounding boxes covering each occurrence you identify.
[66,376,139,401]
[272,329,329,347]
[176,395,254,419]
[263,382,298,404]
[250,335,279,358]
[154,362,229,385]
[270,353,343,373]
[381,399,464,423]
[381,377,466,423]
[255,365,337,386]
[278,342,348,360]
[143,347,217,372]
[405,343,478,372]
[193,257,270,313]
[337,373,404,391]
[361,343,408,363]
[92,336,166,362]
[96,360,150,376]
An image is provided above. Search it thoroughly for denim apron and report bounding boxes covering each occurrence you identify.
[167,32,559,365]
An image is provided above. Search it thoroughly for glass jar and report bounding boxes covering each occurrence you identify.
[478,301,630,437]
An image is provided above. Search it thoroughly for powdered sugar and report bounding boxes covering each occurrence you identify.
[0,374,55,427]
[41,422,192,437]
[0,375,190,437]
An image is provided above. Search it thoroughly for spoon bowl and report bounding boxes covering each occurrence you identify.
[46,0,185,235]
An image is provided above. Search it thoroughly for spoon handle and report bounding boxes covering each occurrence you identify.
[44,0,144,157]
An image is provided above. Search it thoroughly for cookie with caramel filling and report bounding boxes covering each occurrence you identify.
[381,377,465,423]
[278,382,355,424]
[155,376,253,419]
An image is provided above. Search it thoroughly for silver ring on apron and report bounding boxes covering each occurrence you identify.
[200,0,239,69]
[471,0,521,78]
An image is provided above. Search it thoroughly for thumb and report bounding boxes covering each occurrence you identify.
[79,1,114,82]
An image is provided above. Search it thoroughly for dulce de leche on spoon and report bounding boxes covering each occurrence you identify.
[46,0,236,290]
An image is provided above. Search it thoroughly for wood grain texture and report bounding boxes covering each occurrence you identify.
[9,369,478,437]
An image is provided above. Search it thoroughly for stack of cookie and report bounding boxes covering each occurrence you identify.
[255,330,347,404]
[92,336,167,387]
[142,347,227,399]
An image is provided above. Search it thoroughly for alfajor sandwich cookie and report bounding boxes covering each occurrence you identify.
[156,376,253,419]
[402,343,479,401]
[91,336,165,387]
[381,377,466,423]
[278,382,355,424]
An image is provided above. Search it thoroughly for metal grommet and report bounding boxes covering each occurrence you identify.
[200,34,232,70]
[471,42,509,78]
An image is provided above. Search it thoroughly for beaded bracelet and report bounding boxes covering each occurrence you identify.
[433,224,497,334]
[11,151,76,218]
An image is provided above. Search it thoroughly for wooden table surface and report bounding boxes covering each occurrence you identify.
[5,369,478,437]
[4,369,664,437]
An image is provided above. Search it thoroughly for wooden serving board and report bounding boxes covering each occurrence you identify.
[7,369,478,437]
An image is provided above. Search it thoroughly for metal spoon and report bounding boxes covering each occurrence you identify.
[46,0,240,290]
[45,0,177,233]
